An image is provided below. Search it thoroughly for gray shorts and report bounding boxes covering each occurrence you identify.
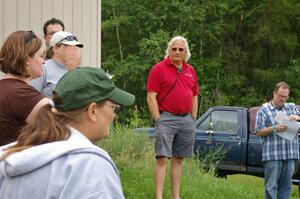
[154,112,196,158]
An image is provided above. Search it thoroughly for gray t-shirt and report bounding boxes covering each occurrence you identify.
[30,59,67,98]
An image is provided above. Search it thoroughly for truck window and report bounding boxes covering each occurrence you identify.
[198,111,239,132]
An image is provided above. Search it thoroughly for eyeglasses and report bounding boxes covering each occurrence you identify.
[277,94,289,100]
[104,103,121,114]
[46,31,57,36]
[25,31,36,44]
[171,47,184,52]
[56,35,78,46]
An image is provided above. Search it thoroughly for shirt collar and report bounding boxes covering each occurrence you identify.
[268,100,286,111]
[166,57,187,69]
[49,58,66,70]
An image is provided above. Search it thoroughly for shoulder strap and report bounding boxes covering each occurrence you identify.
[159,68,181,103]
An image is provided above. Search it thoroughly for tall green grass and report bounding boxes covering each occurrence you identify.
[98,125,299,199]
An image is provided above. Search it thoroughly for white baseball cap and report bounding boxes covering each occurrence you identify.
[49,31,83,48]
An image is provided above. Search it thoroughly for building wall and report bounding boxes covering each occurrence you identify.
[0,0,101,78]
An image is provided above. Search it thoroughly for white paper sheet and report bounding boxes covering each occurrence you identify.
[274,111,300,142]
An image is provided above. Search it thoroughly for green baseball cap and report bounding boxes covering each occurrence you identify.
[54,67,135,112]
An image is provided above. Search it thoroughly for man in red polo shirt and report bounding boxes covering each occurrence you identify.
[147,36,199,199]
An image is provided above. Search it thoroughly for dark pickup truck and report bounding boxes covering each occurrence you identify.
[135,106,300,183]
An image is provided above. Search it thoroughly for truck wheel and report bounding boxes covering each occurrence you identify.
[217,172,227,179]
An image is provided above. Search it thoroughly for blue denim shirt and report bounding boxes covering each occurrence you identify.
[255,101,300,161]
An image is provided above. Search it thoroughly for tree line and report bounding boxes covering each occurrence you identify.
[102,0,300,123]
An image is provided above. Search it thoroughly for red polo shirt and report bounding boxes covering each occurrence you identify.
[147,58,199,114]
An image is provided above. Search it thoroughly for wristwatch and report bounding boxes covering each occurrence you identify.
[272,125,277,133]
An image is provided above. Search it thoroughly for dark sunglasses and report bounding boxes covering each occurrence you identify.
[171,47,184,52]
[25,31,37,44]
[56,35,78,46]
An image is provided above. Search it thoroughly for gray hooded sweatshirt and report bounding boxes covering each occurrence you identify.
[0,127,125,199]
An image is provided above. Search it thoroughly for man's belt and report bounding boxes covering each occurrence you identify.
[160,111,190,117]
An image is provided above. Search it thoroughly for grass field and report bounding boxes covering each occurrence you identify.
[99,126,300,199]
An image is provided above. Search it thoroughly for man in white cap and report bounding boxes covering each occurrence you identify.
[30,31,84,98]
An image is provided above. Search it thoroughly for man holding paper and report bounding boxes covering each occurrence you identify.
[256,81,300,199]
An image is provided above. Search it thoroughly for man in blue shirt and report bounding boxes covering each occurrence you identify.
[255,81,300,199]
[30,31,83,98]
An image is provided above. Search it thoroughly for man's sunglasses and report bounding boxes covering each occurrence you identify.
[171,47,184,52]
[55,35,78,46]
[25,31,37,44]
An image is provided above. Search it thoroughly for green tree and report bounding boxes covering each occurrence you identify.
[102,0,300,123]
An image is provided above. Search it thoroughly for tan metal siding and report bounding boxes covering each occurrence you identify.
[30,0,43,35]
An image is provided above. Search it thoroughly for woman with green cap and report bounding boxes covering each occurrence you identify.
[0,67,135,199]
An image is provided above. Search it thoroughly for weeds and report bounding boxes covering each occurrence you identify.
[195,144,228,176]
[97,123,299,198]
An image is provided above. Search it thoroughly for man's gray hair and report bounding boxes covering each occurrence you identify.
[274,81,290,92]
[164,36,191,62]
